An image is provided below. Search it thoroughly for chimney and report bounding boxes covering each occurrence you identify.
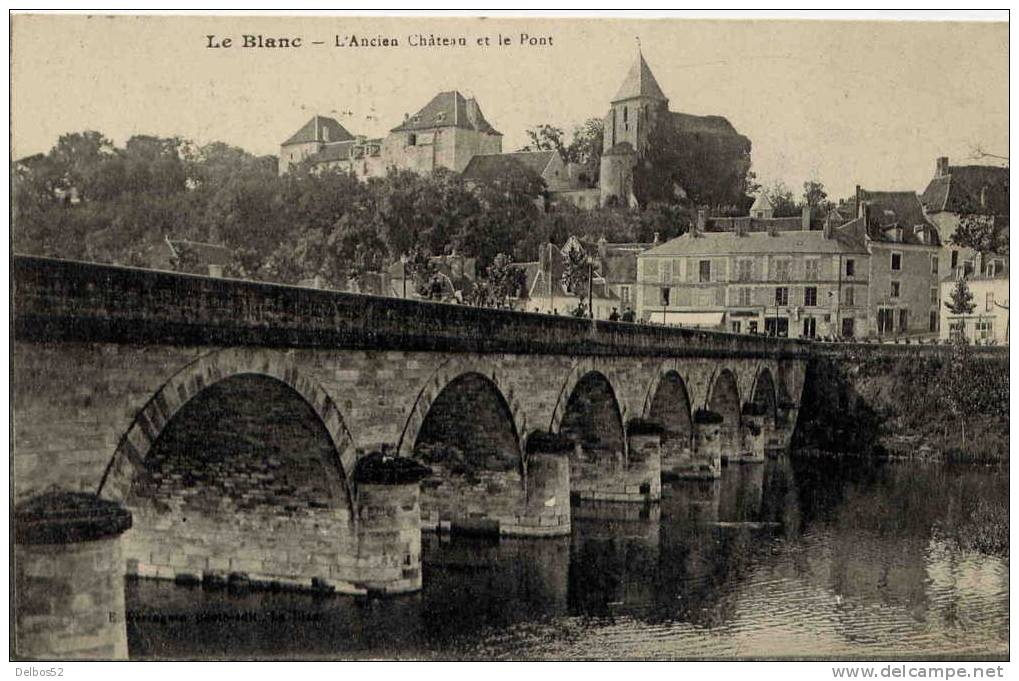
[801,204,811,231]
[404,112,409,121]
[859,201,870,228]
[652,232,660,245]
[695,208,707,236]
[597,236,608,257]
[822,219,832,240]
[936,156,949,178]
[855,185,862,218]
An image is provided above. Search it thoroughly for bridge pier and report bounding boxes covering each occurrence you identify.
[352,452,432,595]
[14,492,132,660]
[737,404,768,463]
[682,409,723,479]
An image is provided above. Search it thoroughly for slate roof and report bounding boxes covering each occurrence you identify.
[391,91,501,135]
[750,193,774,213]
[640,219,869,258]
[921,164,1009,215]
[282,115,355,146]
[668,112,743,137]
[462,152,553,184]
[612,52,669,102]
[842,190,942,246]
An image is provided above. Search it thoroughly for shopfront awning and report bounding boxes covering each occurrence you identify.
[649,311,725,328]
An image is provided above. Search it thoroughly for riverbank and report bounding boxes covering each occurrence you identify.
[793,345,1009,464]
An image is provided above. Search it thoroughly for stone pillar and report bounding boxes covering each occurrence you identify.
[514,431,572,536]
[625,419,663,503]
[353,452,431,595]
[659,430,694,480]
[691,409,723,479]
[14,491,133,660]
[739,403,767,463]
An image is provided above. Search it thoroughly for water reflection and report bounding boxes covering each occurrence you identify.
[126,457,1008,660]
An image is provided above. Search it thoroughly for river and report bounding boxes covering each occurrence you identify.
[124,456,1008,660]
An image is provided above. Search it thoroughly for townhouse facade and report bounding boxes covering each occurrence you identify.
[636,197,942,339]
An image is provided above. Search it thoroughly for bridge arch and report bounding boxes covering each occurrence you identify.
[396,356,529,458]
[749,366,779,421]
[645,369,694,451]
[97,348,357,512]
[556,369,626,461]
[707,368,742,456]
[550,358,630,434]
[410,370,524,476]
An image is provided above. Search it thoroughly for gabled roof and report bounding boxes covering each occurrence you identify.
[668,112,742,137]
[612,52,668,103]
[391,91,501,135]
[921,164,1009,215]
[282,115,355,146]
[462,151,555,184]
[750,193,774,213]
[639,220,869,258]
[845,190,942,247]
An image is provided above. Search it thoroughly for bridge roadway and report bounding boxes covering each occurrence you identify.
[13,255,810,601]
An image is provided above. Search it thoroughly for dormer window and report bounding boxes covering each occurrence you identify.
[407,133,417,146]
[914,224,927,244]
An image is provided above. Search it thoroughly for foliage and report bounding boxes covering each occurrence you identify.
[952,213,1009,256]
[802,180,830,212]
[765,181,799,217]
[484,253,527,306]
[560,243,592,311]
[945,278,976,315]
[634,115,753,211]
[521,118,603,186]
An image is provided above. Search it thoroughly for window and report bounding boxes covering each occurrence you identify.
[991,259,1005,276]
[407,133,417,146]
[736,258,754,282]
[842,317,855,337]
[805,259,820,280]
[951,250,959,269]
[736,287,752,306]
[775,287,789,306]
[672,259,684,281]
[986,292,995,312]
[891,252,902,271]
[774,259,791,281]
[844,286,855,307]
[930,287,938,305]
[731,321,742,333]
[699,260,711,283]
[963,261,975,277]
[748,320,759,334]
[898,309,908,332]
[802,317,816,338]
[976,320,994,340]
[931,255,939,276]
[890,281,900,298]
[929,310,938,332]
[659,287,670,306]
[643,259,658,281]
[620,286,631,304]
[846,259,855,277]
[877,308,894,335]
[804,286,818,307]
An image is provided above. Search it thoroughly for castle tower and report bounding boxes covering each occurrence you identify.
[600,44,670,207]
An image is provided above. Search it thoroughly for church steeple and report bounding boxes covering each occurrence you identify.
[611,41,669,105]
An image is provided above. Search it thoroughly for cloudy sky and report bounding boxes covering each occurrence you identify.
[12,14,1008,200]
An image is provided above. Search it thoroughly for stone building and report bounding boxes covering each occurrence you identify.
[920,156,1009,281]
[636,192,942,339]
[279,91,503,177]
[599,50,751,208]
[939,271,1009,345]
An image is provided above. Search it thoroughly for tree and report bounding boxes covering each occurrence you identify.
[484,253,527,307]
[802,180,830,212]
[560,243,593,316]
[765,181,799,217]
[565,118,604,186]
[952,213,1009,259]
[521,124,568,158]
[946,277,976,315]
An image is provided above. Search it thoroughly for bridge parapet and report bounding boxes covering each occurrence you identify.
[13,255,807,360]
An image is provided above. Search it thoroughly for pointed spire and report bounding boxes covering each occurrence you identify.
[612,45,668,103]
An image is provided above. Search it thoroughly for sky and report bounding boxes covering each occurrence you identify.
[11,14,1009,201]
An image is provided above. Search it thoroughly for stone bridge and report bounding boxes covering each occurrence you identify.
[12,255,809,609]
